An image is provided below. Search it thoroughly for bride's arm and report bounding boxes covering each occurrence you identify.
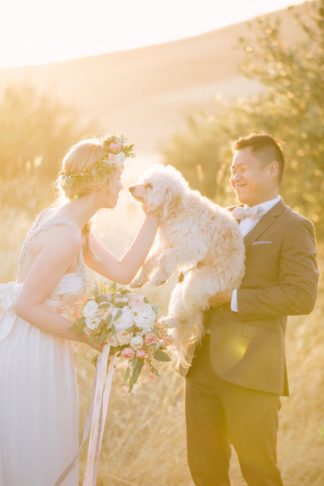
[84,214,158,284]
[15,226,98,347]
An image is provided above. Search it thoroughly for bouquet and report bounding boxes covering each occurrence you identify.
[74,281,171,391]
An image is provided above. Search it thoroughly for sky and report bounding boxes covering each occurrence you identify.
[0,0,304,68]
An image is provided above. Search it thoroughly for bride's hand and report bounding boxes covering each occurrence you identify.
[89,340,104,353]
[79,334,104,352]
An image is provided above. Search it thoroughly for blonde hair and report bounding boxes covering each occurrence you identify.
[54,137,119,242]
[56,138,118,200]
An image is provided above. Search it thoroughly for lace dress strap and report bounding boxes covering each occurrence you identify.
[18,215,82,265]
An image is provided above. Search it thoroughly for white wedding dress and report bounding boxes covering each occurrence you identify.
[0,212,87,486]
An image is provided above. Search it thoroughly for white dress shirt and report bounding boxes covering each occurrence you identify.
[231,195,281,312]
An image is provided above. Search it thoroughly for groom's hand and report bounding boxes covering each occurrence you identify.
[209,289,232,308]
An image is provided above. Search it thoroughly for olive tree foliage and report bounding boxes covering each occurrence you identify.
[0,83,94,210]
[163,0,324,235]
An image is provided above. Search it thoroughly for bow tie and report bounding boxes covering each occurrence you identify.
[232,205,266,222]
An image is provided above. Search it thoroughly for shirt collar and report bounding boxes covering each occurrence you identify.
[245,195,281,213]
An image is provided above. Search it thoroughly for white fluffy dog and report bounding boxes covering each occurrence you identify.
[129,165,245,369]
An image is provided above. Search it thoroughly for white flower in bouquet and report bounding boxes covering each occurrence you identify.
[128,293,145,307]
[117,331,133,346]
[113,305,134,333]
[131,303,156,332]
[108,334,120,347]
[85,316,101,330]
[82,300,99,318]
[130,334,144,350]
[114,294,128,305]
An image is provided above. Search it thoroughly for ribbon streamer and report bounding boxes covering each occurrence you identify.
[83,344,115,486]
[55,344,115,486]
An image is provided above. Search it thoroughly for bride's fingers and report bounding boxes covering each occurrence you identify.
[91,341,104,352]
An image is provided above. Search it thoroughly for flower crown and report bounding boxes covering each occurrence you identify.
[60,135,135,188]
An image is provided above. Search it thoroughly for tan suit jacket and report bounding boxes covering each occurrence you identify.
[177,200,319,395]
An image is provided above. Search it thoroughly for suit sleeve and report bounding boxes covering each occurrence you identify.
[237,218,319,319]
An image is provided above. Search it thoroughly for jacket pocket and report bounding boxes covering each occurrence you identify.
[252,240,272,245]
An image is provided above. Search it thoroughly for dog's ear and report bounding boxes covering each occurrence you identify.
[162,187,182,219]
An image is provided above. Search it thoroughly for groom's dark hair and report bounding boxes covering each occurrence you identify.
[232,133,285,183]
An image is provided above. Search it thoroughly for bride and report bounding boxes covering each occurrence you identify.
[0,136,158,486]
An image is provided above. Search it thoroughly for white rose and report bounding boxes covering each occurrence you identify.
[114,152,126,166]
[130,335,144,350]
[117,331,132,346]
[114,295,128,304]
[108,334,119,347]
[128,293,145,307]
[113,305,134,333]
[132,303,156,332]
[85,316,101,330]
[82,300,99,318]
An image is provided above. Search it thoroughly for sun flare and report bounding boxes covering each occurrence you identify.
[1,0,303,68]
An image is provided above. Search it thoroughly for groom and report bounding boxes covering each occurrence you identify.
[181,134,319,485]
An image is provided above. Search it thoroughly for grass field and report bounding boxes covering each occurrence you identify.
[1,177,323,486]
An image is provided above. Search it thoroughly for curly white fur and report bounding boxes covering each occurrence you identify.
[129,164,245,369]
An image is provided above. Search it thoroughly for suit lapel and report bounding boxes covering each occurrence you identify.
[244,199,287,248]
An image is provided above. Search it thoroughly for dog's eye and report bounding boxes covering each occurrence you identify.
[144,182,153,190]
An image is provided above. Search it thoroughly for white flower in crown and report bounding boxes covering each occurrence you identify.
[113,305,134,332]
[114,152,126,166]
[85,316,101,330]
[130,334,144,350]
[82,300,99,318]
[103,152,126,169]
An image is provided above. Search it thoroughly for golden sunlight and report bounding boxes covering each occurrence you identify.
[1,0,303,68]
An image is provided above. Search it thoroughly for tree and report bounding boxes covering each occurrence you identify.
[0,83,95,210]
[164,0,324,235]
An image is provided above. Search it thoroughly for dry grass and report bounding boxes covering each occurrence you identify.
[1,179,323,486]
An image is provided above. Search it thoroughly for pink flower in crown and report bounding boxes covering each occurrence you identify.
[136,349,148,359]
[121,347,135,360]
[144,333,159,347]
[110,142,122,153]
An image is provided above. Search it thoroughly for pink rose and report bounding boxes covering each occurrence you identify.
[136,349,147,359]
[110,142,122,154]
[144,333,159,347]
[121,347,135,360]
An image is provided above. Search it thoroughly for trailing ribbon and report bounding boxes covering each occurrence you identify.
[55,344,115,486]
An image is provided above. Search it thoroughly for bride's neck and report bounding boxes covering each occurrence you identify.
[54,194,101,230]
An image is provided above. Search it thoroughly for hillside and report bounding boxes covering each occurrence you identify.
[0,3,307,152]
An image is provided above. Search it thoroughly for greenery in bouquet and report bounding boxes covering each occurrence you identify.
[74,282,171,391]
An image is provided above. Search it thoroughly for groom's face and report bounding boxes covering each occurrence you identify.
[230,147,279,207]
